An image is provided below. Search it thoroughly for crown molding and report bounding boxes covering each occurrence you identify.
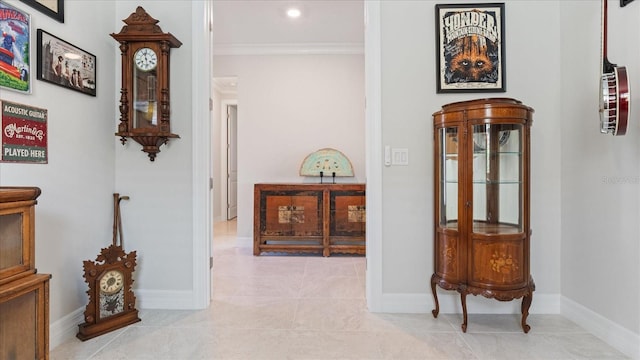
[213,42,364,56]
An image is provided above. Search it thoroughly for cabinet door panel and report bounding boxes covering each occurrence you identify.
[262,193,322,236]
[0,213,23,270]
[470,238,525,287]
[330,191,365,236]
[435,231,461,283]
[0,288,37,359]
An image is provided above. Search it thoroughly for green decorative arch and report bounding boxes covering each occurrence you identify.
[299,148,354,177]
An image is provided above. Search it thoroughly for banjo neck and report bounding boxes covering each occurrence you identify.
[601,0,615,72]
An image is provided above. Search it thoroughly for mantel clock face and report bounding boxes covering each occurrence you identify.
[98,269,125,319]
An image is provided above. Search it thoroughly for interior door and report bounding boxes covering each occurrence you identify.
[227,105,238,220]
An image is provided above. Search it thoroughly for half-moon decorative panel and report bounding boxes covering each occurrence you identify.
[299,148,354,177]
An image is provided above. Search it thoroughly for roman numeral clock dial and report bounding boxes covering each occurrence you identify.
[134,48,157,71]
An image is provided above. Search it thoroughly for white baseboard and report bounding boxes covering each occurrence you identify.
[236,236,252,248]
[51,291,638,359]
[49,289,198,350]
[561,296,640,359]
[50,307,84,350]
[379,291,560,314]
[135,289,197,309]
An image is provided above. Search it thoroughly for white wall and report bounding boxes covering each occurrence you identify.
[113,1,196,302]
[0,0,116,327]
[212,54,365,239]
[559,0,640,355]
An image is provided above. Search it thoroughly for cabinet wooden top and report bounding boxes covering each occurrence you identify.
[433,98,534,125]
[0,187,41,203]
[255,183,365,190]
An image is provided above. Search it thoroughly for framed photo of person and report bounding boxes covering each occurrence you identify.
[435,3,506,93]
[36,29,96,96]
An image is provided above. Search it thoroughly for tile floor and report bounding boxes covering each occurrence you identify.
[51,220,629,359]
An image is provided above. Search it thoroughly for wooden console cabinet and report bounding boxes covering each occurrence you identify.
[254,184,365,256]
[0,187,51,359]
[431,98,535,333]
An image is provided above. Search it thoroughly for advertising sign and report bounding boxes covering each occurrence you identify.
[1,100,47,163]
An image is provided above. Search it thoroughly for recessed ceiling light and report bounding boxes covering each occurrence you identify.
[286,8,301,18]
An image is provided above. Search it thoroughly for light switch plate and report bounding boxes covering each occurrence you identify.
[391,148,409,165]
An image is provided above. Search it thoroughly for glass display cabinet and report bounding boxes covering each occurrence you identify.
[430,98,535,333]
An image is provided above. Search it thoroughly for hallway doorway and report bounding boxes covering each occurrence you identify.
[226,103,238,220]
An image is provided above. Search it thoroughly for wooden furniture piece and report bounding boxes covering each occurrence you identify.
[0,187,51,359]
[111,6,182,161]
[430,98,535,333]
[254,184,365,256]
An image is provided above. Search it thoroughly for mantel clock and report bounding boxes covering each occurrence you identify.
[111,6,182,161]
[77,194,140,341]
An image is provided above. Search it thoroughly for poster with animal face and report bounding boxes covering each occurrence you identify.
[0,1,31,93]
[435,3,505,93]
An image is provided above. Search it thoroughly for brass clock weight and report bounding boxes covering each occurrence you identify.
[111,6,182,161]
[77,194,140,341]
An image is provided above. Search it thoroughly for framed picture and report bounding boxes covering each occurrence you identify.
[36,29,96,96]
[20,0,63,23]
[0,1,31,93]
[621,0,634,6]
[435,3,505,93]
[0,99,48,164]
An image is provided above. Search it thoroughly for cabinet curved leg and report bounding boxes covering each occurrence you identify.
[460,291,468,333]
[521,291,533,333]
[430,274,439,318]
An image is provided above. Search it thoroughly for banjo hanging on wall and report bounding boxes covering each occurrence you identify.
[599,0,630,136]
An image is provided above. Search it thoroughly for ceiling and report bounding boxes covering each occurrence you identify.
[212,0,364,46]
[211,0,364,94]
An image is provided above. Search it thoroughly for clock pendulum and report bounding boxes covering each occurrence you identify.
[77,193,140,341]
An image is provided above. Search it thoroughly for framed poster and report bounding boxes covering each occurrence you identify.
[435,3,505,93]
[20,0,63,23]
[36,29,96,96]
[0,99,48,164]
[0,1,31,93]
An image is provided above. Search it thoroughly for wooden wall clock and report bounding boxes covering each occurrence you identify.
[77,194,140,341]
[111,6,182,161]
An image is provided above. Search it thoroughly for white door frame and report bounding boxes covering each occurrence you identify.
[191,0,214,309]
[363,1,383,312]
[191,0,383,311]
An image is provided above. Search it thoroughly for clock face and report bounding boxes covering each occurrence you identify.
[134,47,158,71]
[100,270,124,294]
[98,270,125,319]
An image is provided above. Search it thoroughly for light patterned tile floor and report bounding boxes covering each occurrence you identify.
[51,220,629,359]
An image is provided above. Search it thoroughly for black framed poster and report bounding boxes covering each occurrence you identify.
[435,3,505,93]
